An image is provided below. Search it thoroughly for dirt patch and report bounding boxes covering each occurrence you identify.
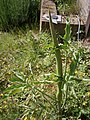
[82,37,90,50]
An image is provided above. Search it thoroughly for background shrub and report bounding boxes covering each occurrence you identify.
[0,0,40,30]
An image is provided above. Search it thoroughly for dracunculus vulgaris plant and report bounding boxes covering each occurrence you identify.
[49,11,90,120]
[49,11,63,120]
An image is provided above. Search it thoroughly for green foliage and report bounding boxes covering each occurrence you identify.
[56,0,79,15]
[0,26,90,119]
[0,0,40,30]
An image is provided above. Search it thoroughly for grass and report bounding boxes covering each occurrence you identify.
[0,29,55,94]
[0,30,35,90]
[0,29,57,120]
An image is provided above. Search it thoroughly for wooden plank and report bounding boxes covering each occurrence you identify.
[86,0,90,36]
[79,0,90,36]
[78,0,90,22]
[85,11,90,36]
[41,15,85,25]
[61,15,85,25]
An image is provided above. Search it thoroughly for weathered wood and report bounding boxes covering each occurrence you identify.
[78,0,90,36]
[40,0,57,32]
[78,0,89,22]
[85,11,90,36]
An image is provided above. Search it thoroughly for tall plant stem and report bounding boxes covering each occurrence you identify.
[49,11,63,120]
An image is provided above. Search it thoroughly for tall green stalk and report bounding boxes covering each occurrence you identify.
[49,11,63,120]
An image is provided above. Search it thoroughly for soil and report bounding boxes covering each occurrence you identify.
[82,37,90,50]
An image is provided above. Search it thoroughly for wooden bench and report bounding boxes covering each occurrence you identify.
[40,0,85,36]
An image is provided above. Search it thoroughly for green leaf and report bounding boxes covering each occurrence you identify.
[4,84,25,93]
[69,76,90,82]
[9,88,23,96]
[12,71,26,82]
[63,83,67,92]
[63,18,71,42]
[2,94,9,99]
[71,86,77,99]
[69,50,82,76]
[62,118,66,120]
[70,60,77,75]
[10,76,26,83]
